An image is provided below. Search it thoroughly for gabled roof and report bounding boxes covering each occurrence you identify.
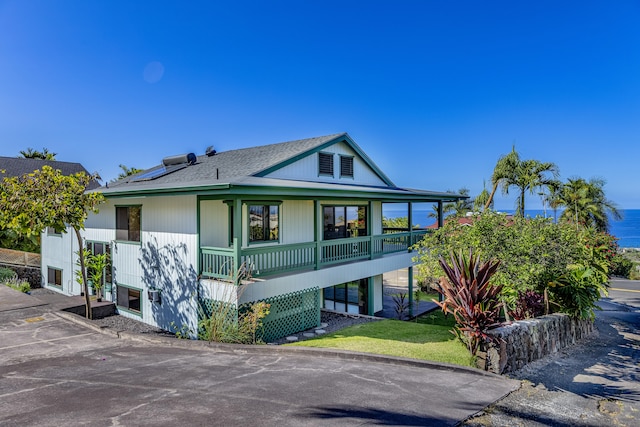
[0,157,101,190]
[99,133,467,203]
[104,133,394,193]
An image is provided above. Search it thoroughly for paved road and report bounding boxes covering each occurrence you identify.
[464,278,640,426]
[0,286,518,427]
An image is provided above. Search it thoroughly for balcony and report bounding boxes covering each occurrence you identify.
[200,230,429,280]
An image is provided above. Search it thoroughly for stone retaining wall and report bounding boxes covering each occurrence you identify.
[0,264,42,288]
[481,314,595,374]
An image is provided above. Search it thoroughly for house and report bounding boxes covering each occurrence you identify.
[0,157,100,283]
[41,133,465,340]
[0,157,100,189]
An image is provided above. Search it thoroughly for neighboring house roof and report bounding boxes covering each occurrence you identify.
[0,157,101,190]
[99,133,467,203]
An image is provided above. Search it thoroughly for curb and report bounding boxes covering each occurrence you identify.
[53,311,502,380]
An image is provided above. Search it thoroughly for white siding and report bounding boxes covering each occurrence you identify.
[371,201,382,235]
[240,251,415,303]
[265,141,388,187]
[281,200,314,244]
[200,200,229,247]
[40,228,77,294]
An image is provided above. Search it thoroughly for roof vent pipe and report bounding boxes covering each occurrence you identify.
[162,153,197,166]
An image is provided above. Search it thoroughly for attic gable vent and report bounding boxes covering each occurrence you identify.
[340,155,354,178]
[318,152,334,176]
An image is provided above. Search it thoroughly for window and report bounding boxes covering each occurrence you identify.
[249,204,279,243]
[47,226,62,236]
[47,267,62,288]
[318,152,334,176]
[116,206,141,242]
[86,241,112,286]
[117,284,141,315]
[323,279,368,314]
[340,155,354,178]
[323,205,367,240]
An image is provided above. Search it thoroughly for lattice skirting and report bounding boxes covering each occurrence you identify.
[198,286,320,342]
[253,287,320,342]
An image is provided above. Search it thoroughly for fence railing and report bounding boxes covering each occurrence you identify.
[200,230,430,279]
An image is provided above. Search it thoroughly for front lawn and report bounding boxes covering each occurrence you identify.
[287,311,474,367]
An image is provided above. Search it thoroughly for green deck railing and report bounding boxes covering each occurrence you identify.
[200,230,429,279]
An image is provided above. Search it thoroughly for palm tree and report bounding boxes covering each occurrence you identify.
[18,147,57,160]
[474,180,492,212]
[542,179,563,221]
[512,159,559,216]
[557,177,622,232]
[116,164,143,180]
[484,146,520,210]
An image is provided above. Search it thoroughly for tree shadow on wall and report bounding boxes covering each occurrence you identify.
[139,236,199,336]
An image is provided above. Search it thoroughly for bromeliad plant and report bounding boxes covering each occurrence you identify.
[434,250,503,356]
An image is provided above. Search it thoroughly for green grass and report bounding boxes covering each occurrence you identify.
[287,310,474,367]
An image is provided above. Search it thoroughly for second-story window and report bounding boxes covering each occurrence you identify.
[116,206,141,242]
[249,204,279,243]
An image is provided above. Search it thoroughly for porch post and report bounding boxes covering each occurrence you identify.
[314,200,321,270]
[408,201,413,248]
[367,277,374,316]
[233,198,242,282]
[368,200,373,259]
[408,266,414,318]
[437,201,444,228]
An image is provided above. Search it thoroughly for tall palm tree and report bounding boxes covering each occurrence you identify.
[512,159,559,216]
[484,146,520,210]
[474,180,492,212]
[542,179,563,221]
[18,147,57,160]
[557,177,622,232]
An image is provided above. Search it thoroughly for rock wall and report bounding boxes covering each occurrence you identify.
[481,314,595,374]
[0,264,42,288]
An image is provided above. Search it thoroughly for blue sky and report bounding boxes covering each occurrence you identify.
[1,1,639,209]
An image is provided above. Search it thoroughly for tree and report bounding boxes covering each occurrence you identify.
[474,181,492,212]
[557,177,622,233]
[512,159,559,216]
[18,148,57,160]
[483,146,559,216]
[0,166,104,318]
[484,146,520,210]
[116,164,143,180]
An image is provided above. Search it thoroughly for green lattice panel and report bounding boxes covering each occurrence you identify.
[197,298,238,337]
[254,287,320,342]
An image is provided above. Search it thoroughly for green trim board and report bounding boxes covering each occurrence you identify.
[253,133,395,187]
[100,182,467,203]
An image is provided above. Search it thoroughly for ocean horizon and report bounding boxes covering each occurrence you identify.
[382,207,640,249]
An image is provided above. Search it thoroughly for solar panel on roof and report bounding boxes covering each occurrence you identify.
[130,164,188,182]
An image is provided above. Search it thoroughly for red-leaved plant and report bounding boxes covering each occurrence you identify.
[435,250,503,356]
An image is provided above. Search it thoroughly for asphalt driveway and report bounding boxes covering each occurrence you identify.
[0,285,518,427]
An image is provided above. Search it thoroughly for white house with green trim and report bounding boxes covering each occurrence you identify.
[41,133,464,340]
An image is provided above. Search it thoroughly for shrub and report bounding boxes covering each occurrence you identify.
[434,250,502,356]
[547,264,608,320]
[509,290,545,320]
[0,266,16,282]
[610,252,633,278]
[4,277,31,293]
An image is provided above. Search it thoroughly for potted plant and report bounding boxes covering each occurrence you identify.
[88,252,109,302]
